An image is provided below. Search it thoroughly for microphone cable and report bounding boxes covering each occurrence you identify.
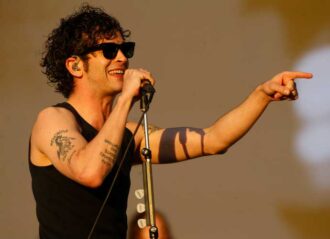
[87,81,155,238]
[87,112,145,239]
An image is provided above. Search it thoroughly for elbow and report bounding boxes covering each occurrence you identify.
[72,155,107,188]
[204,139,230,155]
[83,177,103,188]
[205,145,229,155]
[203,128,230,156]
[76,170,104,188]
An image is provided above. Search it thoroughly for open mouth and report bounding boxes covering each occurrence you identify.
[108,69,125,75]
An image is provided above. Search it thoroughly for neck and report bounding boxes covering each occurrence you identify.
[67,92,117,130]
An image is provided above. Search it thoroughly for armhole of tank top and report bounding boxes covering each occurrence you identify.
[54,102,135,154]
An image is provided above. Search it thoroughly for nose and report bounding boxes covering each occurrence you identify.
[115,49,128,62]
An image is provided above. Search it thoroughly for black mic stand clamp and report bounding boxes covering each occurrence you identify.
[140,83,158,239]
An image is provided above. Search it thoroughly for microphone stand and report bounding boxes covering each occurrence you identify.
[140,83,158,239]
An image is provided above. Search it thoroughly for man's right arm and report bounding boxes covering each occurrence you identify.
[30,95,133,188]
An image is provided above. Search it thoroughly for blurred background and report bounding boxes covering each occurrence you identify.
[1,0,330,238]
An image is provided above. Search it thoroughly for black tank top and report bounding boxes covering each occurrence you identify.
[29,102,135,239]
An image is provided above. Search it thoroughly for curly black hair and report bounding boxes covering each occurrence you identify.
[40,4,130,98]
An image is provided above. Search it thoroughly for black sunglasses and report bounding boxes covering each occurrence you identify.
[81,42,135,59]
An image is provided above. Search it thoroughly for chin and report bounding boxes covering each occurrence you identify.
[109,85,123,95]
[107,78,123,91]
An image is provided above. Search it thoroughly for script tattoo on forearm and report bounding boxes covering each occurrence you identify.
[100,139,119,167]
[50,129,76,163]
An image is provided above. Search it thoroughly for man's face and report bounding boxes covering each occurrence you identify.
[83,32,129,97]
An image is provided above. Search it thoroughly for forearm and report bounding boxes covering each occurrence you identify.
[72,95,133,186]
[204,86,271,154]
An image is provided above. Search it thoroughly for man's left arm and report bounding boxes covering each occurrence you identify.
[136,71,312,164]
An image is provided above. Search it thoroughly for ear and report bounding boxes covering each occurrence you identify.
[66,55,83,78]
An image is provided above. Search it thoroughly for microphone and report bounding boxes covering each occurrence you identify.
[140,80,155,112]
[140,80,155,96]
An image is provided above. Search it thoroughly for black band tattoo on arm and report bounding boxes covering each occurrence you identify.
[50,130,76,163]
[158,127,205,163]
[100,139,120,167]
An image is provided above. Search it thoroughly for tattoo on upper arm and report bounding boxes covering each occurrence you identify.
[148,125,160,135]
[141,122,160,136]
[100,139,120,167]
[50,130,76,163]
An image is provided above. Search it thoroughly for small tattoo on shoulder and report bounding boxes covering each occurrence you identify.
[51,129,75,162]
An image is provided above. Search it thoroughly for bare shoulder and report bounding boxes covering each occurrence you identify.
[34,106,77,128]
[126,121,144,145]
[126,121,140,132]
[32,106,81,142]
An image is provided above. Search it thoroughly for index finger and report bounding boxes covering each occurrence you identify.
[283,71,313,80]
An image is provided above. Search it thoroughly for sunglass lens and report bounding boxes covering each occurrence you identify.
[102,42,135,59]
[102,44,118,59]
[122,42,135,58]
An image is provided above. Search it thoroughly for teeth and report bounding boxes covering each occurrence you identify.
[109,70,124,74]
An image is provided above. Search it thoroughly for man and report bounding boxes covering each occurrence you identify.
[29,4,312,239]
